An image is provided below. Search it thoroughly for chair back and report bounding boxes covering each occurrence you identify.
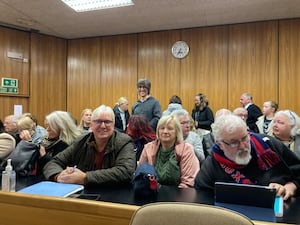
[129,202,254,225]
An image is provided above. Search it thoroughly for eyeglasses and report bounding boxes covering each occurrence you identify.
[221,134,250,148]
[180,121,190,126]
[92,119,113,126]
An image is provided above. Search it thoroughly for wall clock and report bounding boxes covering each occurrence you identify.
[171,41,189,59]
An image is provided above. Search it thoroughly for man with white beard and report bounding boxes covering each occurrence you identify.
[194,114,300,201]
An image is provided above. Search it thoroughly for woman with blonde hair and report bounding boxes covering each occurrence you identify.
[78,108,92,134]
[37,111,81,175]
[113,97,130,132]
[138,115,199,188]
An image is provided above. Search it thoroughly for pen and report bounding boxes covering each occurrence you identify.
[72,165,77,173]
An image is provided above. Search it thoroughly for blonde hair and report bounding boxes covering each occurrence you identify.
[78,108,92,132]
[156,115,183,143]
[17,116,35,132]
[116,97,128,106]
[45,111,81,145]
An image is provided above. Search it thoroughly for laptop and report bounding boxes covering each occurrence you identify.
[214,182,283,222]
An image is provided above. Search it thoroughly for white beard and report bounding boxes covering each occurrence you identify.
[234,148,252,165]
[224,148,252,165]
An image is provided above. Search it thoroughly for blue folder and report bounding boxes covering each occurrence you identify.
[18,181,84,197]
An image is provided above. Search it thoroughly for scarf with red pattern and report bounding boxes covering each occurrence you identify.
[213,133,281,184]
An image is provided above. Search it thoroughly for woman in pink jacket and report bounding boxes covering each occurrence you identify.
[139,115,200,188]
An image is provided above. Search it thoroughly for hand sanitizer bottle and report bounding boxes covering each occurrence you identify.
[1,159,16,192]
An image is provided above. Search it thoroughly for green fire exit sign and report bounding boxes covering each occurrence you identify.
[2,78,18,87]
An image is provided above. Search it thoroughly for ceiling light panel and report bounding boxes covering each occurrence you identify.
[61,0,134,12]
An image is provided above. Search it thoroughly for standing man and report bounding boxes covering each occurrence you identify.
[132,78,161,131]
[240,93,262,133]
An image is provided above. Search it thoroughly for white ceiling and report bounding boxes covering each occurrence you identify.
[0,0,300,39]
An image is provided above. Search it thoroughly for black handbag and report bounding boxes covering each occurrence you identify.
[4,140,40,176]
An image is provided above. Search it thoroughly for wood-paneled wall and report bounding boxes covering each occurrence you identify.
[1,18,300,124]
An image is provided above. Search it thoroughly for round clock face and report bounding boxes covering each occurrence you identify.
[171,41,189,59]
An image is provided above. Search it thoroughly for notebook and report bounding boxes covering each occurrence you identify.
[18,181,84,197]
[214,182,283,222]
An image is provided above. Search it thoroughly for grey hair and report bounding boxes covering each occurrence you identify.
[46,111,81,145]
[171,109,189,118]
[92,105,115,123]
[212,114,248,141]
[156,115,183,143]
[275,110,300,136]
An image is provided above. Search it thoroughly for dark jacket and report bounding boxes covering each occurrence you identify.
[192,106,214,130]
[43,130,136,187]
[246,104,262,133]
[194,134,300,196]
[37,139,69,175]
[113,105,130,132]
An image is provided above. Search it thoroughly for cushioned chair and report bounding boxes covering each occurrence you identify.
[129,202,254,225]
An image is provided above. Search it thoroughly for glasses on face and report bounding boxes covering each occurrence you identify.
[92,119,113,126]
[180,121,190,126]
[138,86,146,89]
[221,134,250,148]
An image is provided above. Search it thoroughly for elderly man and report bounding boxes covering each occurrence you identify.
[195,114,300,201]
[239,93,262,133]
[43,105,136,186]
[3,115,21,144]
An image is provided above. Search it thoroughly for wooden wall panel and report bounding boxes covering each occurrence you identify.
[181,26,228,115]
[100,34,137,112]
[67,37,101,121]
[30,33,67,124]
[0,28,30,119]
[0,28,30,96]
[279,19,300,114]
[0,97,28,118]
[138,30,181,112]
[67,34,137,121]
[228,21,278,111]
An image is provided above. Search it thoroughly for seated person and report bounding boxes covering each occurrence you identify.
[0,120,16,162]
[138,115,199,188]
[162,95,182,116]
[78,108,93,134]
[256,100,278,135]
[3,114,21,144]
[233,107,248,123]
[43,105,136,186]
[38,111,82,175]
[272,110,300,159]
[194,114,300,201]
[126,114,156,162]
[17,115,45,144]
[113,97,130,133]
[171,109,205,163]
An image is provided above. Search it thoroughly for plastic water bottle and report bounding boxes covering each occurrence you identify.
[1,159,16,192]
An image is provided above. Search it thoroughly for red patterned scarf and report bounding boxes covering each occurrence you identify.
[213,133,281,184]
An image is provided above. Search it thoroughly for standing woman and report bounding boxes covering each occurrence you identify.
[256,100,278,135]
[113,97,130,132]
[192,93,214,131]
[78,108,93,134]
[138,115,199,188]
[37,111,81,175]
